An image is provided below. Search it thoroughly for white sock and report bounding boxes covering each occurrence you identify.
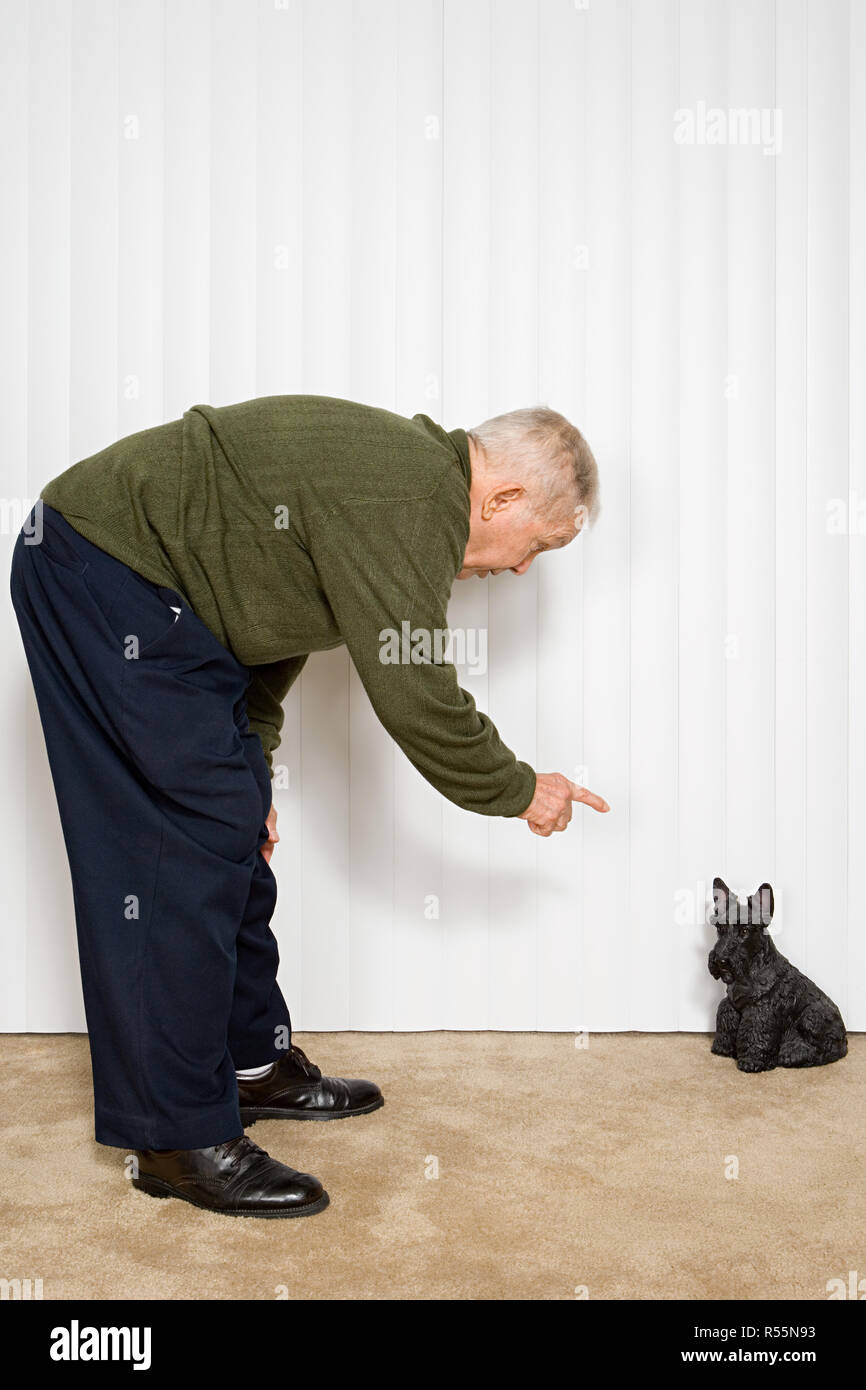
[235,1062,274,1080]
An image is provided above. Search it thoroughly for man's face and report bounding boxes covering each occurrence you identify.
[457,488,584,580]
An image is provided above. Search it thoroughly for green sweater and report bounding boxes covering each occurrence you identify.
[41,395,536,817]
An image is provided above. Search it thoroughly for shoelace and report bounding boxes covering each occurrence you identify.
[288,1044,320,1078]
[214,1135,266,1167]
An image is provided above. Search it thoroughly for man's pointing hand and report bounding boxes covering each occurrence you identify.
[519,772,609,837]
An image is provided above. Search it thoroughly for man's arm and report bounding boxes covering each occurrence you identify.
[245,655,308,775]
[305,477,536,817]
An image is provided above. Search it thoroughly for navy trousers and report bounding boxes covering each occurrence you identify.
[10,505,292,1149]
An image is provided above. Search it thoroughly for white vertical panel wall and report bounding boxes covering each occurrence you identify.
[2,0,863,1032]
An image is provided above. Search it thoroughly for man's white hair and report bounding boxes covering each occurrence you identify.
[467,406,600,528]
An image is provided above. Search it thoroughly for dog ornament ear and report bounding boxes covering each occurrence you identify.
[711,877,737,925]
[748,882,774,927]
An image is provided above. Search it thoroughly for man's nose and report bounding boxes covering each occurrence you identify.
[510,557,535,576]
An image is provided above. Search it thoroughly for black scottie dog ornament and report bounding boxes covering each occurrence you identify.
[708,878,847,1072]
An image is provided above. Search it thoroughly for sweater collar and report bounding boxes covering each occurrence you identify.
[447,428,472,488]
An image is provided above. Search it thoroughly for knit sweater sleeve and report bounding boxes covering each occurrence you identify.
[304,474,536,817]
[245,655,308,775]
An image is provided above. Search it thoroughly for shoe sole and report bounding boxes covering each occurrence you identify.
[240,1096,385,1126]
[132,1173,330,1218]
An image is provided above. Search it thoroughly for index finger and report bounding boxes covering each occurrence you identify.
[568,782,610,813]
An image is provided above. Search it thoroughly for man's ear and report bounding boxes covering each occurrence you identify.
[481,486,526,520]
[712,877,737,924]
[748,883,774,927]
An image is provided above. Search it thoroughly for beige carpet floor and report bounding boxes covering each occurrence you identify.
[0,1032,863,1301]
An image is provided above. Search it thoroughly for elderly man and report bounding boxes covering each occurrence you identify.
[10,395,607,1219]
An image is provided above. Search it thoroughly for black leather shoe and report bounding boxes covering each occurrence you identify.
[132,1135,328,1217]
[238,1045,384,1124]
